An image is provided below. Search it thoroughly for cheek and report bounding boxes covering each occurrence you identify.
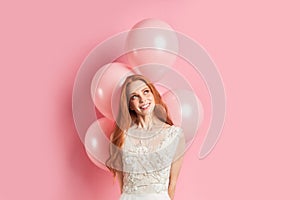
[130,101,138,110]
[148,94,155,104]
[146,92,154,98]
[150,93,155,100]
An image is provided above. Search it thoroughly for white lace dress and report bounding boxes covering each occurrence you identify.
[119,125,183,200]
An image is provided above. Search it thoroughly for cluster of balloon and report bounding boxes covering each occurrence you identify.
[84,18,201,171]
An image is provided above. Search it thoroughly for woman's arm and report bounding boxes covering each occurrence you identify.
[109,132,124,193]
[116,171,123,193]
[168,156,184,199]
[168,131,185,199]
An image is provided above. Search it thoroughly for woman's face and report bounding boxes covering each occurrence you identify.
[127,80,155,116]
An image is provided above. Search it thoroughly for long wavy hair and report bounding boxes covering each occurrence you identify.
[106,74,173,176]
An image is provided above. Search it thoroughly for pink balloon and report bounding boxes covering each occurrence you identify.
[154,83,168,95]
[162,89,204,145]
[91,62,133,120]
[125,18,179,72]
[84,118,115,171]
[162,90,182,126]
[86,152,108,171]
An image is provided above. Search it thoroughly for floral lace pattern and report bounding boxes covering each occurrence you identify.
[122,125,183,194]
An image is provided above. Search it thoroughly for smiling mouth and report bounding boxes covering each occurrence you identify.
[140,103,150,110]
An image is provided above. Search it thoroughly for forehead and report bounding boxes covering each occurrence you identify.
[127,80,149,94]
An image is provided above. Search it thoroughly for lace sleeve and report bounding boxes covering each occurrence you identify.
[171,126,185,162]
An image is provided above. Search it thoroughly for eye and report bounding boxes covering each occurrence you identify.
[130,95,138,100]
[143,89,150,95]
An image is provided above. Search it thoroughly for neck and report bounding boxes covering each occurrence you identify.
[137,114,160,130]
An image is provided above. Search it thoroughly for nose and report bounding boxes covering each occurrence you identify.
[139,94,146,103]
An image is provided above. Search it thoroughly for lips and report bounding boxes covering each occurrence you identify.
[140,103,150,110]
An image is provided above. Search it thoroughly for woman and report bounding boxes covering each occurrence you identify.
[106,75,185,200]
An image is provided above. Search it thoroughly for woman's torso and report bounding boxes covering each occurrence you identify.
[121,125,182,195]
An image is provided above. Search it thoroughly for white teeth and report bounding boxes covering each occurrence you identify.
[141,103,150,109]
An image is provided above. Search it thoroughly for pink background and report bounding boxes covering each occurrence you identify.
[0,0,299,199]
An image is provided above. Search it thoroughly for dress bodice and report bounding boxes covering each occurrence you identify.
[121,125,183,194]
